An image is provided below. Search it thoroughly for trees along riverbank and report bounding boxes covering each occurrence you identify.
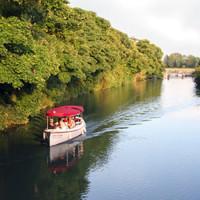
[164,53,200,68]
[0,0,163,130]
[163,53,200,83]
[193,67,200,87]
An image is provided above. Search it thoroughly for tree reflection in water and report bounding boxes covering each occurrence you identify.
[0,80,162,200]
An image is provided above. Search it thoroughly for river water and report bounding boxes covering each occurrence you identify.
[1,78,200,200]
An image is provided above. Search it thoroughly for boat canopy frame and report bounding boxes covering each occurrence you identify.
[45,105,84,129]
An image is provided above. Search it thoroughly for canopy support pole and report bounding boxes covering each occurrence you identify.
[47,117,48,129]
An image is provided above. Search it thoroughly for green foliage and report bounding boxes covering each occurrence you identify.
[136,40,163,77]
[0,88,51,130]
[164,53,200,68]
[194,67,200,87]
[0,0,163,129]
[0,17,62,88]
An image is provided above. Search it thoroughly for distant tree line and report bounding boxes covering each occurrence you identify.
[164,53,200,68]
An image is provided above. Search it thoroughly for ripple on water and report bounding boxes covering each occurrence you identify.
[86,97,162,138]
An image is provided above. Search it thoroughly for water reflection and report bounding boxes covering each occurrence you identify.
[66,80,162,138]
[48,139,84,174]
[0,79,163,200]
[195,80,200,97]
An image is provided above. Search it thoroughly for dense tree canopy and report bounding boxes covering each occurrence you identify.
[0,0,163,129]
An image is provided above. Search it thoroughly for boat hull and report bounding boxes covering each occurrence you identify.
[43,121,86,146]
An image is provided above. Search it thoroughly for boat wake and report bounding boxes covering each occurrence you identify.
[85,97,162,139]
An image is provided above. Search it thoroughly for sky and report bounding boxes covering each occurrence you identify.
[70,0,200,56]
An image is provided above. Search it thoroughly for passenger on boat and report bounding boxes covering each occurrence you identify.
[67,116,75,128]
[55,118,68,129]
[49,118,55,128]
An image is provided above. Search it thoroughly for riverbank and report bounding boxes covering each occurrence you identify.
[164,68,195,77]
[0,70,154,131]
[0,0,163,131]
[193,67,200,87]
[1,78,200,200]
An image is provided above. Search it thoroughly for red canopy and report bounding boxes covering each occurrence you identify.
[46,105,84,117]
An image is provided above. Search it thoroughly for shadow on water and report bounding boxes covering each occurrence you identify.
[195,82,200,97]
[0,130,120,200]
[0,79,162,200]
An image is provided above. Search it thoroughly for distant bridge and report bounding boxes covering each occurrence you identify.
[164,68,195,79]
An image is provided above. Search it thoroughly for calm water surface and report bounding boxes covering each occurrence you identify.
[1,78,200,200]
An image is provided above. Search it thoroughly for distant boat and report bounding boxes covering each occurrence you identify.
[43,105,86,146]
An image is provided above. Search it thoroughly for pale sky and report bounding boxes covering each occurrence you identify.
[70,0,200,56]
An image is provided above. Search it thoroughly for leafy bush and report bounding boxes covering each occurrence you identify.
[0,0,163,129]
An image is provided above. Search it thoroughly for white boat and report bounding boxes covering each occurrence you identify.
[43,105,86,146]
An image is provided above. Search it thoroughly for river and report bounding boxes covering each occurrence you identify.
[1,77,200,200]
